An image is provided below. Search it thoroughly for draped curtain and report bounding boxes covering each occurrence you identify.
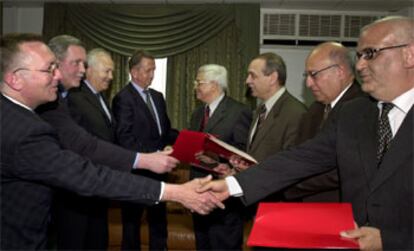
[43,3,259,129]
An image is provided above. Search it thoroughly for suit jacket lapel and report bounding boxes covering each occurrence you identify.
[205,97,227,132]
[127,84,159,134]
[370,106,413,192]
[82,84,112,125]
[248,92,287,152]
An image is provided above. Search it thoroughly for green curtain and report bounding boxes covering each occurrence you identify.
[43,3,259,129]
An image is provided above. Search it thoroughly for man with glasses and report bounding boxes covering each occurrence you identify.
[190,64,252,250]
[0,33,224,250]
[200,16,413,251]
[283,42,364,202]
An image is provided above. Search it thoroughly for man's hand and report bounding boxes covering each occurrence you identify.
[162,175,225,215]
[138,148,179,173]
[229,155,252,172]
[340,226,382,251]
[197,179,230,203]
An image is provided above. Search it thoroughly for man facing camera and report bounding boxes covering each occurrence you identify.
[0,33,224,250]
[52,48,117,249]
[112,50,178,251]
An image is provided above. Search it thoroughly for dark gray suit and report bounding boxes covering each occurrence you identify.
[190,95,252,250]
[284,82,365,202]
[51,81,116,249]
[1,95,160,250]
[235,96,413,250]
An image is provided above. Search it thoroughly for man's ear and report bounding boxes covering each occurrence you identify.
[403,42,414,68]
[3,72,23,91]
[269,71,279,86]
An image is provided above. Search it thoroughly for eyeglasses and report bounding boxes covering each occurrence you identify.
[13,62,59,75]
[303,64,338,79]
[194,80,211,86]
[356,44,408,61]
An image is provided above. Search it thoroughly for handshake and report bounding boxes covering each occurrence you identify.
[161,175,231,215]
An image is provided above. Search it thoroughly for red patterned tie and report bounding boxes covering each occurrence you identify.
[200,106,210,131]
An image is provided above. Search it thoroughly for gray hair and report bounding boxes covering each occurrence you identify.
[48,35,84,61]
[87,48,112,68]
[197,64,228,91]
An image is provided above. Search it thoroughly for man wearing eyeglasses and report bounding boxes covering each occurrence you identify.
[283,42,365,203]
[200,16,413,251]
[0,33,224,250]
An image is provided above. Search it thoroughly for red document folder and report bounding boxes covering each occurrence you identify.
[170,130,257,172]
[247,203,359,249]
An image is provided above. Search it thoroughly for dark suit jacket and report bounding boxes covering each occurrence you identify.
[67,81,115,142]
[112,83,178,180]
[247,90,307,162]
[284,82,365,201]
[1,95,161,250]
[35,89,135,172]
[112,83,177,153]
[236,96,413,250]
[189,95,252,179]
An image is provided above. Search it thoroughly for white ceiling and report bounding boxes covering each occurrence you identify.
[4,0,414,12]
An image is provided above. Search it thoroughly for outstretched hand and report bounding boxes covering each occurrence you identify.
[138,148,179,174]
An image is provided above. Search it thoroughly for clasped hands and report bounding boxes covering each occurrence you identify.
[162,175,230,215]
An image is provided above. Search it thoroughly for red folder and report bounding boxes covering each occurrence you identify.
[247,203,359,249]
[170,130,257,172]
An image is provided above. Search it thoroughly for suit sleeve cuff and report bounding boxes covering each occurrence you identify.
[132,153,140,169]
[225,176,244,197]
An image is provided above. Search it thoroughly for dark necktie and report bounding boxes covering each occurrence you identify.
[377,103,394,166]
[199,106,210,131]
[96,93,112,122]
[251,104,267,144]
[320,104,332,129]
[143,90,157,122]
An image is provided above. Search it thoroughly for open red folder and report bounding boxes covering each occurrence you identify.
[247,203,359,249]
[170,130,257,172]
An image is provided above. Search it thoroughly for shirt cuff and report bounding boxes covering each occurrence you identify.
[225,176,244,197]
[157,182,165,203]
[132,153,140,169]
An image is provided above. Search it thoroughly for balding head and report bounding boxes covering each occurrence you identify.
[356,16,414,102]
[304,42,355,104]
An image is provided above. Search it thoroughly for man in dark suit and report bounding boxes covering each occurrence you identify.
[190,64,252,250]
[284,42,365,202]
[201,16,413,251]
[0,33,223,250]
[36,35,178,250]
[112,50,178,250]
[36,34,178,176]
[53,48,116,249]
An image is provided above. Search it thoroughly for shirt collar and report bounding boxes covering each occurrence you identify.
[207,93,225,115]
[1,93,33,112]
[84,80,98,95]
[330,82,352,108]
[263,87,286,111]
[378,87,414,114]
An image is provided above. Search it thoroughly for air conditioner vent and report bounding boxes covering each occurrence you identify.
[263,13,296,36]
[344,15,380,38]
[299,14,341,37]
